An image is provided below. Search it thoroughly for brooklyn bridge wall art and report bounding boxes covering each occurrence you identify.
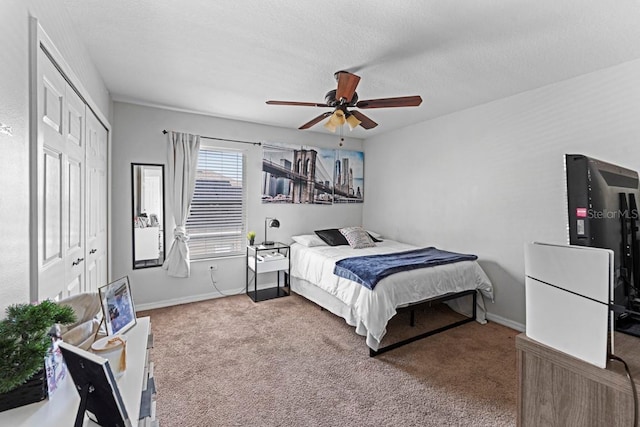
[261,142,364,205]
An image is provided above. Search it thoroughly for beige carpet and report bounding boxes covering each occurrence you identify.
[140,293,517,426]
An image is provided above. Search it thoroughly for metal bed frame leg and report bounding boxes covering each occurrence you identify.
[369,290,478,357]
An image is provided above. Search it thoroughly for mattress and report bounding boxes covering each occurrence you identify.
[289,239,494,350]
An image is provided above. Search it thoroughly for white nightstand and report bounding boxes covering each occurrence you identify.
[246,242,290,302]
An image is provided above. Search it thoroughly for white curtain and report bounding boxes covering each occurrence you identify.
[162,131,200,277]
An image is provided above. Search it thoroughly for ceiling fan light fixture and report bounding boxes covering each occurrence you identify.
[346,113,361,130]
[323,120,338,132]
[324,110,346,132]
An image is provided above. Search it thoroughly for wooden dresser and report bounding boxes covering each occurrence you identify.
[516,332,640,427]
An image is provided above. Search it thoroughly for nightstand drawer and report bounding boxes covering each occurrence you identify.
[247,256,289,273]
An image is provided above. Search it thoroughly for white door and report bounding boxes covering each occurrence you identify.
[37,52,66,301]
[85,109,108,292]
[64,87,86,297]
[36,51,86,300]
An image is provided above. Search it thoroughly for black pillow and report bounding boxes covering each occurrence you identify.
[369,234,383,243]
[314,229,349,246]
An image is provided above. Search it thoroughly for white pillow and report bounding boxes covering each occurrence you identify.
[339,227,376,249]
[291,234,328,247]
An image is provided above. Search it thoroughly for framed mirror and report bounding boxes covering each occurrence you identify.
[132,163,165,269]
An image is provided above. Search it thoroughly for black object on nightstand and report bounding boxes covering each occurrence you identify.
[246,242,290,302]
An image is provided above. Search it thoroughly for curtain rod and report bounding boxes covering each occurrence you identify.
[162,129,261,146]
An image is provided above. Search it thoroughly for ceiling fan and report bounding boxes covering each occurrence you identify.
[266,71,422,131]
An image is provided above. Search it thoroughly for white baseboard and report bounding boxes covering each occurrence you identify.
[486,312,525,332]
[135,288,245,312]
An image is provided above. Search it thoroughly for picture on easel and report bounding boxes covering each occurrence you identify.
[99,276,137,336]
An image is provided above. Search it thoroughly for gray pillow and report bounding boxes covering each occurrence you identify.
[339,227,376,249]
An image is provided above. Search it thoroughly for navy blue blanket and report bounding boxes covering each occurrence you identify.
[333,247,478,290]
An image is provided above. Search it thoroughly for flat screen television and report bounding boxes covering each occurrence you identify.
[565,154,640,335]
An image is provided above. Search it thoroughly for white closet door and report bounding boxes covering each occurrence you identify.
[64,87,86,297]
[37,51,86,300]
[37,52,67,301]
[85,109,108,292]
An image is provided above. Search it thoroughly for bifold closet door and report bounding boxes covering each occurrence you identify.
[85,109,108,292]
[36,51,86,301]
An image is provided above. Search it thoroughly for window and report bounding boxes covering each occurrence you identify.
[185,147,245,259]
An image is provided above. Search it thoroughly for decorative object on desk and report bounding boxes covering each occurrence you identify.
[57,293,103,351]
[44,333,67,399]
[91,335,127,377]
[262,217,280,245]
[247,230,256,246]
[99,276,137,336]
[0,300,75,411]
[0,368,47,413]
[58,341,130,427]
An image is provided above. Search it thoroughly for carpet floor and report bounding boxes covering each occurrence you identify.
[140,293,517,426]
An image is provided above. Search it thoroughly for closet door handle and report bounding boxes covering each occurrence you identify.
[89,249,97,254]
[72,257,84,266]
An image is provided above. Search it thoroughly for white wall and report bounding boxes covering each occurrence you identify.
[363,59,640,329]
[0,1,110,314]
[112,102,364,310]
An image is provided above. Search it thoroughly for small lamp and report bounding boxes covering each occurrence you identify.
[263,217,280,245]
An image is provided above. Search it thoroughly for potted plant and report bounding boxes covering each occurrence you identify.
[0,300,76,411]
[247,230,256,246]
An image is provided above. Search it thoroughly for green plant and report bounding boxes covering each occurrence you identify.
[0,300,76,393]
[247,231,256,240]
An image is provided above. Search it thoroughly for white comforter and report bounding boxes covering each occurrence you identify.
[290,240,494,349]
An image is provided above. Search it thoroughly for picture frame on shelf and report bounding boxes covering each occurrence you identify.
[99,276,137,336]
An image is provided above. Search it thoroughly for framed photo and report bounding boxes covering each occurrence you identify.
[99,276,137,336]
[58,341,131,426]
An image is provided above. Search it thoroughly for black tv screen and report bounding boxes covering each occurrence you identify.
[566,154,640,332]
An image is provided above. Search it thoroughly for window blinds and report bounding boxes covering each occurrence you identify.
[185,148,245,259]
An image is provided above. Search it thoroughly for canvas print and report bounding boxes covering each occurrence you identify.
[262,143,335,204]
[333,149,364,203]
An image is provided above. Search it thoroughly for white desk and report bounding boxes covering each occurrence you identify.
[0,317,152,427]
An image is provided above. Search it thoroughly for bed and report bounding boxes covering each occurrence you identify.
[289,237,494,356]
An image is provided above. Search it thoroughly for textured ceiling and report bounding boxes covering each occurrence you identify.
[62,0,640,138]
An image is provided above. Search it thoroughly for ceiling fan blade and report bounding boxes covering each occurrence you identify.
[299,112,333,130]
[350,110,378,129]
[267,100,328,107]
[335,71,361,103]
[356,95,422,109]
